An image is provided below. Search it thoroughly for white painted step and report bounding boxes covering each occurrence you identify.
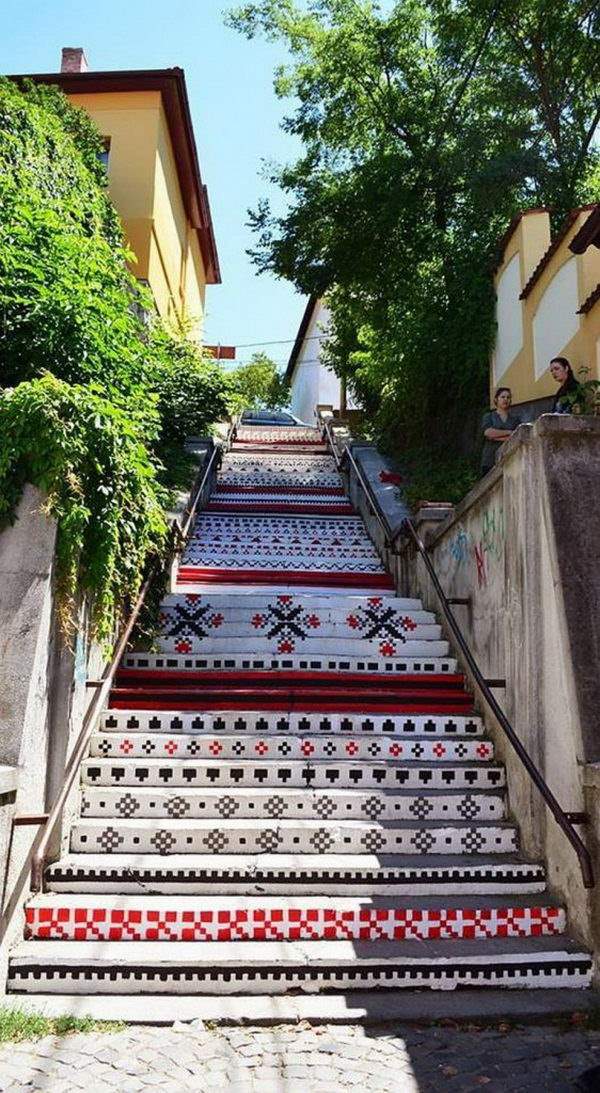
[80,785,506,822]
[80,757,506,791]
[70,817,518,856]
[160,592,424,612]
[119,650,458,674]
[43,852,547,895]
[8,938,592,994]
[99,709,483,737]
[24,893,565,943]
[218,452,340,489]
[89,732,492,763]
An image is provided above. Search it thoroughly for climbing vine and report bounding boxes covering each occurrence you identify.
[0,80,236,641]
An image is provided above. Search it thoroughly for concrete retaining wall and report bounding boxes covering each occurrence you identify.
[344,417,600,954]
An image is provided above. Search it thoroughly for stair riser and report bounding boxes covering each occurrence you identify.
[70,823,517,856]
[118,658,459,678]
[25,906,565,943]
[81,763,506,791]
[89,735,494,762]
[177,569,395,589]
[157,637,446,657]
[9,960,592,995]
[99,711,483,737]
[81,788,505,822]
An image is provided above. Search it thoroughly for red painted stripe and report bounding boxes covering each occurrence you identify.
[214,484,345,496]
[204,503,355,515]
[110,693,473,713]
[177,568,395,588]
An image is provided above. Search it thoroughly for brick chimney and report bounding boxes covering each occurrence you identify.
[60,47,89,73]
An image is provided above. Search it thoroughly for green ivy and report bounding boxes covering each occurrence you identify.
[0,80,239,643]
[0,375,167,644]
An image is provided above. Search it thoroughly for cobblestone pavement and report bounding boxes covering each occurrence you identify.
[1,1020,600,1091]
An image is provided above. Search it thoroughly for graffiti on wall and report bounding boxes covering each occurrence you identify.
[442,507,505,589]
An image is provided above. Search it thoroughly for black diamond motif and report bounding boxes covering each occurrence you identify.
[461,828,486,854]
[203,830,229,852]
[97,827,124,852]
[116,793,140,818]
[314,796,337,819]
[309,828,335,852]
[408,796,434,820]
[362,796,385,821]
[411,830,435,853]
[150,829,177,855]
[361,830,386,852]
[166,796,191,818]
[263,796,287,819]
[255,829,281,852]
[457,794,482,821]
[215,795,240,818]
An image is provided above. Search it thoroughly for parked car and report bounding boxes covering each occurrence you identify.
[240,409,311,427]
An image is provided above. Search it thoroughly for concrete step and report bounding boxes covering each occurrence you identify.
[157,636,448,657]
[118,652,459,677]
[159,592,424,612]
[205,493,355,516]
[218,452,340,490]
[80,757,505,791]
[8,937,592,995]
[69,817,518,856]
[99,709,484,738]
[43,852,547,895]
[10,988,600,1023]
[24,893,565,943]
[89,732,493,763]
[80,786,506,822]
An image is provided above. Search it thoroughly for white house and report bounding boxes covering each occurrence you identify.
[286,297,357,423]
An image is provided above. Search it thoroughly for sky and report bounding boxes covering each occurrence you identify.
[0,0,308,366]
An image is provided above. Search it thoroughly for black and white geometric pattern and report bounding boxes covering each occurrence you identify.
[13,429,583,1008]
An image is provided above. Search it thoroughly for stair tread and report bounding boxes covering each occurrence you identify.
[72,817,516,831]
[10,936,589,961]
[46,852,541,869]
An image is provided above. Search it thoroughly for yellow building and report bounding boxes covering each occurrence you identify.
[13,48,220,335]
[492,204,600,413]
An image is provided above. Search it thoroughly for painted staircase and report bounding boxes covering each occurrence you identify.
[8,424,592,1010]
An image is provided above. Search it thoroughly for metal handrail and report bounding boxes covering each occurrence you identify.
[323,423,594,889]
[29,419,237,893]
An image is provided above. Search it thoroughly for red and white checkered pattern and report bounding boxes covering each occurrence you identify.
[25,904,565,942]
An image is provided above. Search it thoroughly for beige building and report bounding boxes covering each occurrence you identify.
[12,48,221,336]
[492,204,600,413]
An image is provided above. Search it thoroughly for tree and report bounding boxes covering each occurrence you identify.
[229,0,600,458]
[230,351,290,408]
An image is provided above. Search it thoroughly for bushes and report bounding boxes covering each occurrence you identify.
[0,376,168,643]
[0,80,233,641]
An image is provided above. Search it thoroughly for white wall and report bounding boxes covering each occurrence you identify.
[533,258,579,379]
[494,253,523,384]
[290,302,342,423]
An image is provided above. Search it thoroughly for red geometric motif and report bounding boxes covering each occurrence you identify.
[163,740,178,755]
[119,740,133,754]
[25,905,565,943]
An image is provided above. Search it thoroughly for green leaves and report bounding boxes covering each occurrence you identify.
[229,352,290,410]
[230,0,600,463]
[0,376,168,643]
[0,80,235,643]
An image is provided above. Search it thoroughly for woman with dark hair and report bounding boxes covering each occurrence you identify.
[480,387,521,476]
[550,357,580,413]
